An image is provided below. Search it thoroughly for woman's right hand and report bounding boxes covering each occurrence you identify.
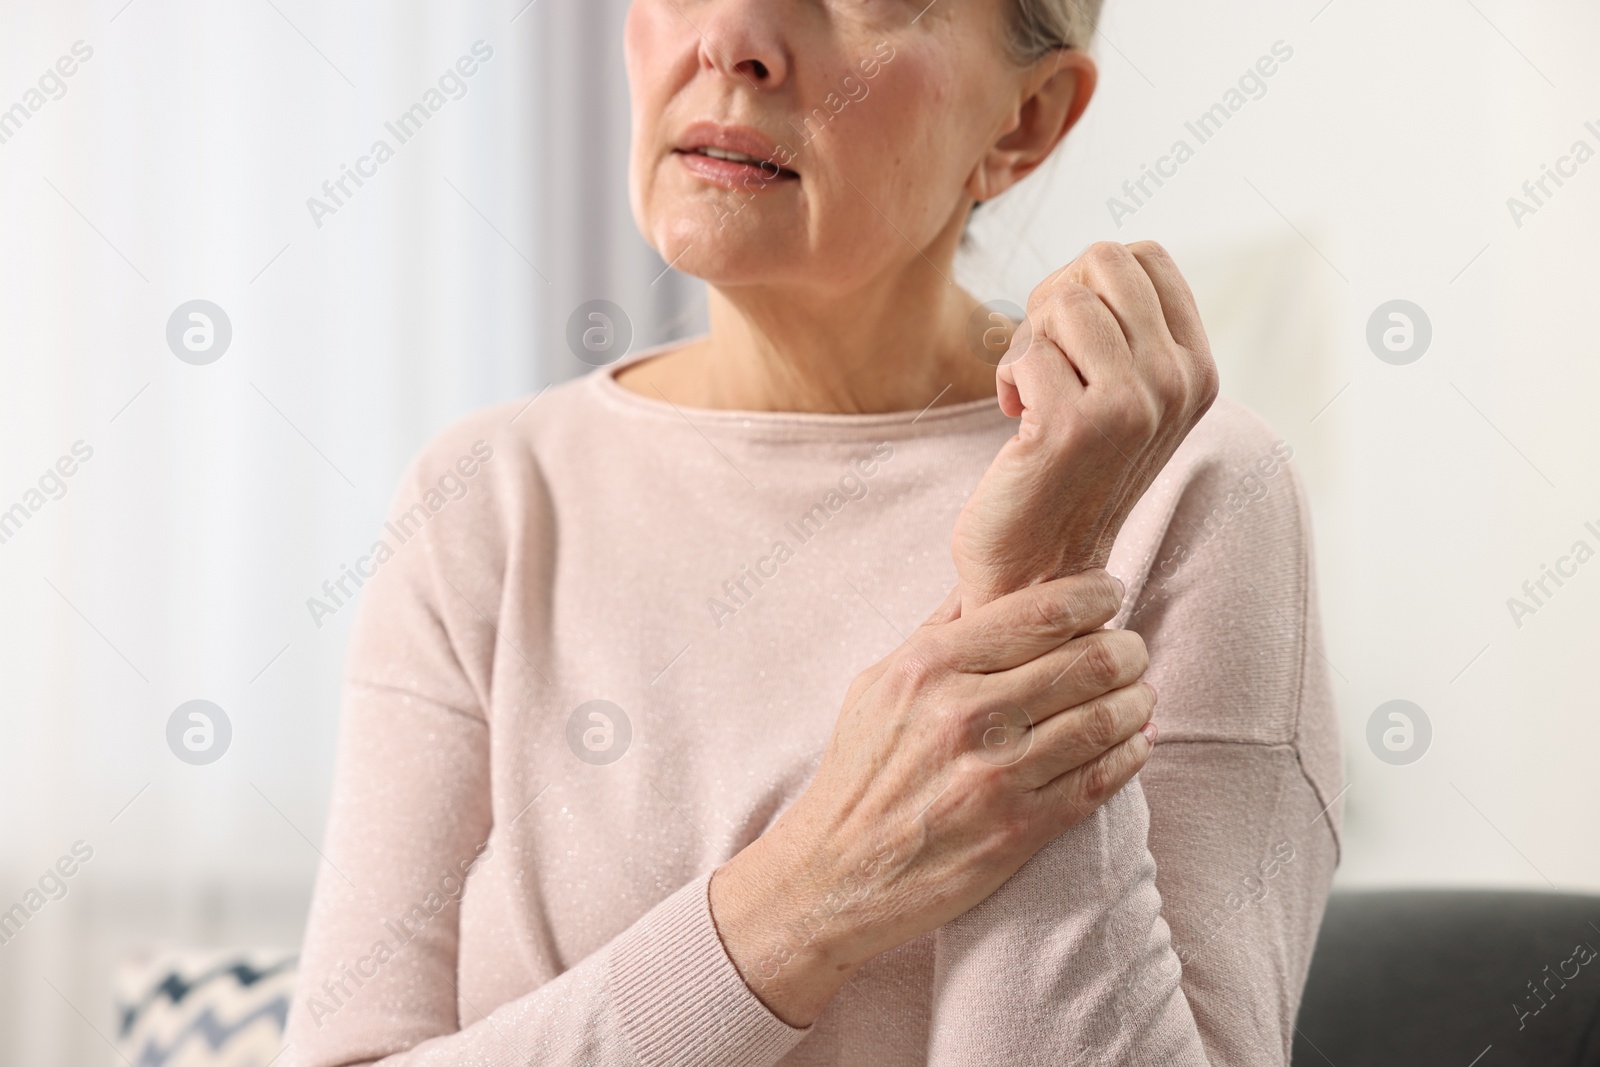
[708,569,1156,1027]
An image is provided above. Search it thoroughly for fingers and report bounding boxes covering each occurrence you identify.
[990,626,1148,716]
[1015,241,1214,421]
[1041,715,1157,826]
[1125,241,1207,355]
[922,583,965,627]
[1065,242,1174,358]
[1126,240,1218,414]
[996,329,1085,422]
[936,570,1126,673]
[1017,278,1132,398]
[1011,681,1155,790]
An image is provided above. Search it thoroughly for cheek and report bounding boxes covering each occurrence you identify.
[833,59,965,228]
[624,3,686,227]
[623,4,677,130]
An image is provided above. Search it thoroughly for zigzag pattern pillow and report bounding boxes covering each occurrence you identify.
[113,948,296,1067]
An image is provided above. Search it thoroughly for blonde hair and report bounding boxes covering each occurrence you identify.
[1005,0,1103,61]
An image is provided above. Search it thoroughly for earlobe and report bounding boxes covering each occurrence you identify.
[969,165,994,204]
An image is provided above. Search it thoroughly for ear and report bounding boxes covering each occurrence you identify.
[967,50,1097,203]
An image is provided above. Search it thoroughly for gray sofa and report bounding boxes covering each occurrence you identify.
[1294,890,1600,1065]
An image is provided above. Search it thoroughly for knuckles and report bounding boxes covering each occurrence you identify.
[1125,239,1173,266]
[1078,752,1121,807]
[1077,637,1120,689]
[1083,684,1156,749]
[1081,696,1125,751]
[1024,238,1216,443]
[1082,240,1135,271]
[987,804,1039,851]
[884,646,942,700]
[1097,390,1164,442]
[1075,630,1148,690]
[999,573,1118,646]
[1028,278,1100,320]
[1049,570,1122,632]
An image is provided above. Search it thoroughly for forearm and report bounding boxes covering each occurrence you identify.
[290,871,807,1067]
[928,784,1208,1066]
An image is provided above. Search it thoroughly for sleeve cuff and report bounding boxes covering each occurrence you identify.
[607,872,810,1067]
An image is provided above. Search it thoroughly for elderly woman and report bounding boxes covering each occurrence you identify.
[285,0,1341,1064]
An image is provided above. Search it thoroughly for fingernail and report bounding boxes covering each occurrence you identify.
[1140,722,1158,745]
[1113,576,1126,601]
[1145,681,1158,703]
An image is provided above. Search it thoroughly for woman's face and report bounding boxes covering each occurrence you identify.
[624,0,1026,296]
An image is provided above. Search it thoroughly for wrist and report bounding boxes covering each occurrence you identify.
[709,823,865,1027]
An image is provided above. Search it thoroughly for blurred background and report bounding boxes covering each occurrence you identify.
[1,0,1596,1062]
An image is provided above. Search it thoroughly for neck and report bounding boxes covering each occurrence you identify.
[617,217,998,415]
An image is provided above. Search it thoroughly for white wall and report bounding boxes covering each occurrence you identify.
[963,0,1600,894]
[1,0,1596,1062]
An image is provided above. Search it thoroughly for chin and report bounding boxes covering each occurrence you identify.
[646,202,811,289]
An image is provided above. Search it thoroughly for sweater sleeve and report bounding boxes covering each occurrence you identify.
[282,425,808,1067]
[926,402,1342,1066]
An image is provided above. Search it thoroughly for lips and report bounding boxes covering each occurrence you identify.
[673,120,799,188]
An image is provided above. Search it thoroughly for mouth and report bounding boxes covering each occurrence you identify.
[673,122,799,188]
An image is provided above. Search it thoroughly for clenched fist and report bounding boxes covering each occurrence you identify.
[953,241,1220,611]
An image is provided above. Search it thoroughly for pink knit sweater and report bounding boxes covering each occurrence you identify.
[284,350,1342,1066]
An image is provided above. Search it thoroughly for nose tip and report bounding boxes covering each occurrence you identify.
[696,8,786,88]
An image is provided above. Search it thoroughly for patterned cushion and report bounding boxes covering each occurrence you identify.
[113,949,296,1067]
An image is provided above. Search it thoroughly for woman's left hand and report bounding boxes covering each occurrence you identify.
[952,241,1219,610]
